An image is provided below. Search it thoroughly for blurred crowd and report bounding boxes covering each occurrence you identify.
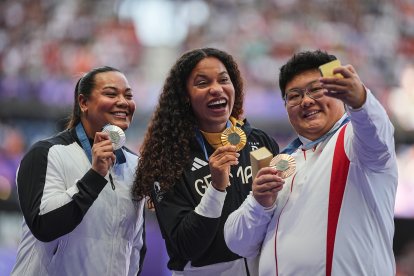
[0,0,413,274]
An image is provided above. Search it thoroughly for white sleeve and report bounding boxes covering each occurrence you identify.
[128,200,146,276]
[224,193,275,258]
[346,89,396,171]
[39,147,76,215]
[194,184,227,218]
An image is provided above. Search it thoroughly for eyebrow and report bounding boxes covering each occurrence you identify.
[102,85,132,92]
[287,79,319,92]
[194,71,229,77]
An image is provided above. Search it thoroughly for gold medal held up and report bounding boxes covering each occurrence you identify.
[220,117,247,152]
[269,154,296,178]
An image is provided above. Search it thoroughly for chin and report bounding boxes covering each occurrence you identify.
[111,121,130,130]
[118,123,130,130]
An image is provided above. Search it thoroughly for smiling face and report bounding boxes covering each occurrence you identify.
[186,57,235,133]
[285,69,345,141]
[79,71,136,138]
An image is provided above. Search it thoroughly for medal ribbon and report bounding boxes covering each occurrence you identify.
[76,123,93,163]
[229,116,244,128]
[75,123,126,164]
[282,114,350,154]
[196,118,235,160]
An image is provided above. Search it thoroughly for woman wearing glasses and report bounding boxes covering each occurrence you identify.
[225,50,398,276]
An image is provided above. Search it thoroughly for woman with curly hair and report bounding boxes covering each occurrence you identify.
[132,47,279,275]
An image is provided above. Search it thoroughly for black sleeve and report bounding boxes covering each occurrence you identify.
[137,207,147,276]
[268,135,280,155]
[254,128,280,155]
[152,182,220,260]
[17,141,107,242]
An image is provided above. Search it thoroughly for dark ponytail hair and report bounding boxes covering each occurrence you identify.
[66,66,121,129]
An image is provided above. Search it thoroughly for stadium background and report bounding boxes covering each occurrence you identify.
[0,0,413,275]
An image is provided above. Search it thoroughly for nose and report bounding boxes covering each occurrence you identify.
[117,95,129,107]
[208,81,223,95]
[300,91,315,107]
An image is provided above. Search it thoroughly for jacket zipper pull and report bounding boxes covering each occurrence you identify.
[109,173,115,190]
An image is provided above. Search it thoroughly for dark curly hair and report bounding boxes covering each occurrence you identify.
[279,50,337,99]
[132,48,244,203]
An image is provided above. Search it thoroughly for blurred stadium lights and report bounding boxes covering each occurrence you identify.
[389,65,414,131]
[118,0,210,47]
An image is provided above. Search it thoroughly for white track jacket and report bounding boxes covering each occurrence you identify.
[11,127,146,276]
[224,90,398,276]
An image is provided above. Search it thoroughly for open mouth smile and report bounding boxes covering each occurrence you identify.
[207,98,227,109]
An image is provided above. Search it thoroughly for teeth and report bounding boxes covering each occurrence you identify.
[304,111,318,117]
[114,112,127,116]
[208,99,226,106]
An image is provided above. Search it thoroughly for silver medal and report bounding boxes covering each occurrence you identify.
[102,124,126,150]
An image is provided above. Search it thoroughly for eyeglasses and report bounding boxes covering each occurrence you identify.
[284,82,326,107]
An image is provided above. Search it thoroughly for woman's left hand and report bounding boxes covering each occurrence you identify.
[209,145,239,191]
[91,132,115,177]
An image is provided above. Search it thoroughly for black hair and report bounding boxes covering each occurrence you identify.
[132,47,244,201]
[66,66,121,129]
[279,50,337,99]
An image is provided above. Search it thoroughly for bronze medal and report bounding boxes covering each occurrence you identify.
[269,153,296,178]
[221,126,247,152]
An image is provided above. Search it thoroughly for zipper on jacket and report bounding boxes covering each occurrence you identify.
[109,173,115,190]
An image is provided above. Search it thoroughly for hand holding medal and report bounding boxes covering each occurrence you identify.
[250,150,294,208]
[101,124,126,190]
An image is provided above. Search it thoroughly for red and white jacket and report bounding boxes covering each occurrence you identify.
[224,90,398,276]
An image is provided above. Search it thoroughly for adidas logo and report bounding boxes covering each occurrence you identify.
[191,157,208,171]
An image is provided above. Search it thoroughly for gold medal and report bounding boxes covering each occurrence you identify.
[221,126,247,152]
[269,154,296,178]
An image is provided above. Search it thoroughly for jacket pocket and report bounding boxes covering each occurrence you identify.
[46,238,67,274]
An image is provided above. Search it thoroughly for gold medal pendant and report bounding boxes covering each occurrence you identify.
[221,125,247,152]
[269,154,296,178]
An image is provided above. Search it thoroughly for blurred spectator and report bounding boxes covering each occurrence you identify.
[394,145,414,218]
[0,124,25,210]
[396,241,414,276]
[389,64,414,132]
